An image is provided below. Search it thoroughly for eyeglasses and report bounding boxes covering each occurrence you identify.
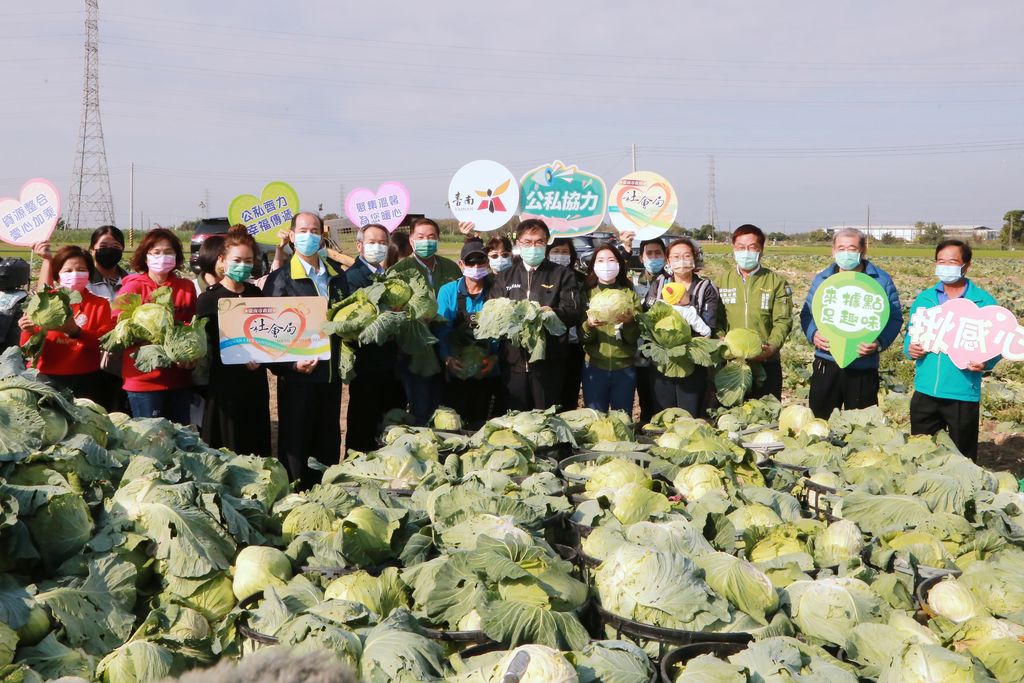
[518,239,547,248]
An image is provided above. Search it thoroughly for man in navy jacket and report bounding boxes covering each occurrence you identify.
[800,228,903,419]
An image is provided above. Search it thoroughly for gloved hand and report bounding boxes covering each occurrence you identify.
[677,305,711,337]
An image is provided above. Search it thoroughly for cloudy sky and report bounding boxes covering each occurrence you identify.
[3,0,1023,232]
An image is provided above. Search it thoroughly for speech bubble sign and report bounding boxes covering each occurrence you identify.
[908,298,1019,369]
[607,171,677,240]
[448,160,519,232]
[811,271,891,368]
[518,160,607,238]
[345,182,410,233]
[228,181,300,246]
[0,178,61,247]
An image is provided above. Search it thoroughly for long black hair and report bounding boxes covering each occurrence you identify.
[584,242,630,289]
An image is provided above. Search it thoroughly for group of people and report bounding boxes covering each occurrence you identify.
[9,214,998,490]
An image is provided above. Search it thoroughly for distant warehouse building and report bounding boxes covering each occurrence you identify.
[825,224,997,241]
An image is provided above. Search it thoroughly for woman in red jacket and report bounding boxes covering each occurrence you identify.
[18,246,114,402]
[117,228,197,424]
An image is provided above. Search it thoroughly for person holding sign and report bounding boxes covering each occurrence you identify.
[490,219,582,411]
[263,212,349,488]
[904,240,997,460]
[715,225,793,400]
[800,228,902,419]
[195,226,271,458]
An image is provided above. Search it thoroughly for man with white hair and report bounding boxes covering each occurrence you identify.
[799,228,902,418]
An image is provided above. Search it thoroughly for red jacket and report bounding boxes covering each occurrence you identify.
[117,273,197,392]
[20,289,114,376]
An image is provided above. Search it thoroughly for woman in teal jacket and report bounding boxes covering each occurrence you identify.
[904,239,997,460]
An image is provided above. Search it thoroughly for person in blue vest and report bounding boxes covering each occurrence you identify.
[800,228,903,419]
[904,239,997,460]
[263,211,349,488]
[436,239,501,427]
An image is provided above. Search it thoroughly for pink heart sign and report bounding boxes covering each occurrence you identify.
[908,297,1019,369]
[0,178,61,247]
[344,182,410,232]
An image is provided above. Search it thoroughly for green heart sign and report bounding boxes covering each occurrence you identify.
[811,270,891,368]
[228,181,300,246]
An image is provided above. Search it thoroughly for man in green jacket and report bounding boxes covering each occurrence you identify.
[905,239,997,460]
[716,224,793,400]
[388,217,462,295]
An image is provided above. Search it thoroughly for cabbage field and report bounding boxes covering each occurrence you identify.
[4,248,1024,682]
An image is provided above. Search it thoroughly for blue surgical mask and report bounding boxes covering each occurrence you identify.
[293,232,321,257]
[936,264,963,285]
[644,258,665,275]
[363,243,387,265]
[489,256,512,273]
[734,250,760,271]
[549,253,571,267]
[414,239,438,258]
[463,266,490,281]
[835,251,861,271]
[225,263,253,283]
[521,246,546,267]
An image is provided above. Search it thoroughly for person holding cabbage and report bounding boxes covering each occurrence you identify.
[116,228,198,423]
[580,244,642,413]
[436,238,501,426]
[17,245,113,402]
[650,237,720,417]
[195,226,270,458]
[715,224,793,400]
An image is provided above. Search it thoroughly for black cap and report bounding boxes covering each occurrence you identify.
[460,239,487,262]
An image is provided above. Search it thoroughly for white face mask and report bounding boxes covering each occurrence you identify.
[362,242,387,265]
[549,253,571,267]
[594,261,620,283]
[489,256,512,273]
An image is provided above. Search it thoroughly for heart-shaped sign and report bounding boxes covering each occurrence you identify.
[243,307,307,359]
[922,298,1019,370]
[607,171,677,240]
[811,271,892,368]
[0,178,61,247]
[345,182,410,232]
[228,181,300,246]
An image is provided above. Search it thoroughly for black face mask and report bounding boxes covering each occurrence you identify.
[94,247,123,270]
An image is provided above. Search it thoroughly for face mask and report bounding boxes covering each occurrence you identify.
[670,259,694,274]
[936,264,963,285]
[835,251,861,271]
[59,271,89,291]
[734,250,760,271]
[94,247,122,269]
[489,256,512,273]
[363,243,387,264]
[644,258,665,275]
[463,266,490,281]
[225,263,253,283]
[293,232,321,257]
[594,261,620,283]
[520,246,546,267]
[147,254,176,274]
[413,239,438,258]
[549,253,571,267]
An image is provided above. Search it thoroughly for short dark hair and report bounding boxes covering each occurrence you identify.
[290,211,324,233]
[936,238,972,264]
[197,234,226,277]
[516,219,550,241]
[547,237,578,268]
[130,228,185,273]
[89,225,125,249]
[485,235,512,253]
[410,217,439,236]
[52,245,95,279]
[732,224,766,248]
[386,230,412,268]
[585,242,630,289]
[666,237,705,271]
[638,238,666,257]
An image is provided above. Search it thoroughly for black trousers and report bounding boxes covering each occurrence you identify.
[444,375,501,428]
[750,360,783,401]
[808,358,880,419]
[277,377,342,490]
[652,366,709,419]
[504,364,564,412]
[346,370,405,454]
[636,365,657,425]
[559,343,585,411]
[910,391,980,460]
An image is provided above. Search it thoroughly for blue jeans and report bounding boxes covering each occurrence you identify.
[127,388,193,425]
[582,363,636,414]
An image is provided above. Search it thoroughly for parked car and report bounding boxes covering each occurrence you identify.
[189,218,274,277]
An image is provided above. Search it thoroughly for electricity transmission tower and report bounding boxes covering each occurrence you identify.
[704,155,718,231]
[67,0,115,230]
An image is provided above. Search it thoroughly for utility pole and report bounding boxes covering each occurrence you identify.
[866,204,870,244]
[705,155,718,232]
[128,161,134,247]
[630,143,637,173]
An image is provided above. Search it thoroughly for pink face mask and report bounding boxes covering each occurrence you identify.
[147,254,176,274]
[59,271,90,291]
